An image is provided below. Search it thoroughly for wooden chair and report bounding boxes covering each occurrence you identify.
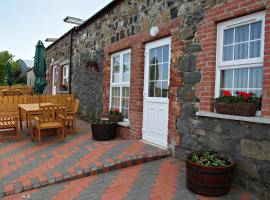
[62,99,80,133]
[34,105,65,144]
[0,114,19,138]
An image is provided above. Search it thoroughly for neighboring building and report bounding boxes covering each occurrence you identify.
[26,67,35,86]
[16,59,34,84]
[46,0,270,199]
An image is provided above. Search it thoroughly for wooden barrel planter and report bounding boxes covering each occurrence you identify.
[186,151,235,196]
[91,123,117,141]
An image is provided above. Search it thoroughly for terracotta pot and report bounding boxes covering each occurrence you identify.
[214,102,257,116]
[186,151,235,197]
[91,123,117,141]
[107,114,123,123]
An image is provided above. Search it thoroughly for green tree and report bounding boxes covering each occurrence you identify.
[0,51,20,85]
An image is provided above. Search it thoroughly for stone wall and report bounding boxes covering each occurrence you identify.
[176,0,270,199]
[45,32,71,94]
[46,0,184,120]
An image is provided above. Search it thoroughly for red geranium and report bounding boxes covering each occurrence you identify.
[109,107,122,115]
[237,91,252,101]
[113,108,120,113]
[223,90,232,97]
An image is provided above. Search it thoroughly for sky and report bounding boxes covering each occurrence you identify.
[0,0,112,60]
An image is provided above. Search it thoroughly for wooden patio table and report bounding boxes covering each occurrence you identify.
[18,103,53,130]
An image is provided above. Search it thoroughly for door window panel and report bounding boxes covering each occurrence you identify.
[148,45,170,98]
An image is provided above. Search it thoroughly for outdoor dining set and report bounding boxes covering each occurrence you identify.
[0,95,80,144]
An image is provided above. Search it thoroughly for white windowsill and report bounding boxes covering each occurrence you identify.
[117,121,130,127]
[196,111,270,124]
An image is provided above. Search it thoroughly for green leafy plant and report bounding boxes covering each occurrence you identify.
[190,151,231,167]
[91,118,115,125]
[215,90,259,104]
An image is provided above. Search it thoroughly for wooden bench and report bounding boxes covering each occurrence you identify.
[0,114,20,137]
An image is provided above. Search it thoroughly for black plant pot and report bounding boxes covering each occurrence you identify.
[91,123,117,141]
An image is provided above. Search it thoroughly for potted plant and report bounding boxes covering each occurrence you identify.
[59,84,68,91]
[186,150,235,196]
[85,54,99,72]
[107,108,124,123]
[91,119,117,141]
[214,90,259,116]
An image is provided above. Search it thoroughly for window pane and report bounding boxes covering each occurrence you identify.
[221,69,233,88]
[163,45,169,62]
[149,49,156,65]
[121,87,130,119]
[234,43,248,59]
[249,67,263,89]
[250,21,262,40]
[234,68,248,89]
[149,82,155,97]
[149,65,156,81]
[250,90,262,98]
[112,55,120,83]
[123,53,130,64]
[122,63,130,82]
[224,28,234,45]
[156,64,162,81]
[156,47,162,63]
[249,40,261,58]
[162,63,169,80]
[220,67,263,98]
[63,67,67,76]
[161,81,168,98]
[235,24,249,42]
[155,81,162,97]
[111,87,120,108]
[223,45,233,61]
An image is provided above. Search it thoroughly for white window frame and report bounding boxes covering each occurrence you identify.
[215,11,265,98]
[109,49,131,121]
[62,65,69,85]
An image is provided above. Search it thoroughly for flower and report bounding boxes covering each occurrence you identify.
[113,108,120,113]
[109,107,122,115]
[237,91,253,101]
[223,90,232,97]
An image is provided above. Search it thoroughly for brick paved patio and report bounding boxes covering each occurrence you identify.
[4,158,259,200]
[0,120,169,197]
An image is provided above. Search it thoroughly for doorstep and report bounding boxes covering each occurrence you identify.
[2,151,170,197]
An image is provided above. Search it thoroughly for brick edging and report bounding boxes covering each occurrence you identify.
[2,151,171,197]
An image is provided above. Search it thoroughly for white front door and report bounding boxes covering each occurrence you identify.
[142,37,171,148]
[52,66,57,95]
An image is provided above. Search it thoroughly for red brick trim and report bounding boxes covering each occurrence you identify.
[49,65,53,94]
[195,0,270,116]
[103,16,184,143]
[59,65,63,87]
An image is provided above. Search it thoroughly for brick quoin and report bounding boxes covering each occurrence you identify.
[103,16,184,144]
[196,0,270,117]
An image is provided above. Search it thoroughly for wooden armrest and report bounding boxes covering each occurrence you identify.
[34,116,40,122]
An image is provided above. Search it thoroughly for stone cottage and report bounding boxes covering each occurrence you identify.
[46,0,270,199]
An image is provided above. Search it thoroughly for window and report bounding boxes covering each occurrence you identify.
[63,65,69,85]
[110,49,131,120]
[148,45,169,98]
[216,12,265,107]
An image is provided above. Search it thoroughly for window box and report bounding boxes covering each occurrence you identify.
[214,102,257,116]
